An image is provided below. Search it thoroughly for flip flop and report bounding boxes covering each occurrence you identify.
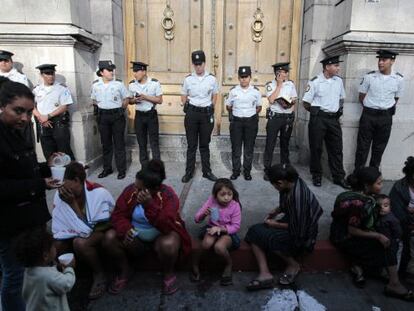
[88,279,107,300]
[384,287,414,302]
[246,278,274,291]
[108,276,128,295]
[220,274,233,286]
[279,271,299,286]
[163,275,178,295]
[350,266,365,288]
[189,271,201,283]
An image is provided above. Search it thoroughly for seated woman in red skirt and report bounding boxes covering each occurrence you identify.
[105,160,191,295]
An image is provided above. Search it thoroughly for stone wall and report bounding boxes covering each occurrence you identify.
[297,0,414,180]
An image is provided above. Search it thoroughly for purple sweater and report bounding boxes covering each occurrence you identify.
[194,196,241,235]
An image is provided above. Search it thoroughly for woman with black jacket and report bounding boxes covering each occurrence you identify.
[0,77,59,311]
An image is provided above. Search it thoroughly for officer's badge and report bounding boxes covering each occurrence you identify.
[114,96,118,101]
[242,68,246,73]
[266,85,272,92]
[305,85,310,92]
[360,78,364,85]
[195,55,199,59]
[54,102,59,107]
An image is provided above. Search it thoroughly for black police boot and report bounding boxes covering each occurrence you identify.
[312,175,322,187]
[117,172,126,180]
[230,173,239,180]
[202,172,218,182]
[263,169,270,181]
[181,172,193,183]
[244,172,252,181]
[333,178,351,190]
[98,169,113,178]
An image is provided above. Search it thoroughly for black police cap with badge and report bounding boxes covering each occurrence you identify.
[238,66,251,77]
[191,50,206,65]
[0,50,14,61]
[272,62,290,73]
[96,60,116,76]
[36,64,57,74]
[320,55,343,66]
[376,49,398,59]
[131,61,148,72]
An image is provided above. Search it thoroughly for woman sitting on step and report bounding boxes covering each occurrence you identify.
[52,162,116,300]
[330,167,414,302]
[106,159,192,295]
[245,164,322,290]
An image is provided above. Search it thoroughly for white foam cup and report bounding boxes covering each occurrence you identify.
[51,166,66,183]
[58,253,74,265]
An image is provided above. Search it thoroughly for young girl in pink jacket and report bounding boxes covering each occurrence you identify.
[192,178,242,286]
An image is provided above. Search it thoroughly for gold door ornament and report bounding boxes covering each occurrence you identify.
[251,8,264,43]
[161,4,175,41]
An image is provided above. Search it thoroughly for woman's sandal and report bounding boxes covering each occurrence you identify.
[350,266,365,288]
[88,279,107,300]
[163,275,178,295]
[108,276,128,295]
[246,278,274,291]
[279,270,300,286]
[384,287,414,302]
[220,274,233,286]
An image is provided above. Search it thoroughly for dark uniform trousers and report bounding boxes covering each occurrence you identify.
[134,109,160,165]
[354,107,393,169]
[308,111,345,180]
[184,108,214,175]
[98,108,126,173]
[230,114,258,174]
[263,112,294,170]
[39,112,75,160]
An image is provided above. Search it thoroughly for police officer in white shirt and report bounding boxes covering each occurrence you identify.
[181,50,219,183]
[91,60,129,179]
[226,66,261,181]
[32,64,75,160]
[128,61,163,166]
[263,62,297,181]
[0,50,29,87]
[302,55,349,188]
[354,50,404,170]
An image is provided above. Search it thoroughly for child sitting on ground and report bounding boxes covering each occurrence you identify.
[376,194,402,241]
[14,226,76,311]
[192,178,242,286]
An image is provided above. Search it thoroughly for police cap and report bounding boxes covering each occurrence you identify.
[272,62,290,72]
[376,49,398,59]
[36,64,57,74]
[131,61,148,71]
[238,66,251,77]
[320,55,343,65]
[191,50,206,65]
[0,50,14,61]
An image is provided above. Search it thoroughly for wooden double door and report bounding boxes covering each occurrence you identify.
[124,0,302,135]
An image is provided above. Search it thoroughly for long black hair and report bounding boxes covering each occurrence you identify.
[136,159,166,190]
[64,162,87,183]
[212,178,241,207]
[0,76,34,107]
[402,156,414,185]
[267,163,299,183]
[346,167,381,192]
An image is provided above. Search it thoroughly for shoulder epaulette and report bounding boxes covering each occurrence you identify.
[367,71,375,74]
[310,76,317,81]
[229,86,236,90]
[185,73,191,77]
[116,78,122,82]
[265,81,272,85]
[396,72,404,78]
[129,79,135,84]
[59,83,67,87]
[253,86,260,91]
[288,79,294,83]
[208,73,215,77]
[151,78,159,82]
[92,79,99,84]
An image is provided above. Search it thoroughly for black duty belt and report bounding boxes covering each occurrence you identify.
[136,108,156,115]
[318,110,338,118]
[233,114,258,121]
[98,107,124,115]
[187,104,213,113]
[363,106,393,116]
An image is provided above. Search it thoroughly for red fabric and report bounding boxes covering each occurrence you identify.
[110,184,192,257]
[85,180,103,191]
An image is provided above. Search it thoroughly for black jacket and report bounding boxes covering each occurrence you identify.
[0,120,51,238]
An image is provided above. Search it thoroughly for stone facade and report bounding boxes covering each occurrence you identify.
[1,0,413,179]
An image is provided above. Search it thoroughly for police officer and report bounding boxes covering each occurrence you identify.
[128,61,163,166]
[354,50,404,170]
[0,50,29,86]
[33,64,75,160]
[181,50,219,183]
[302,55,349,188]
[91,60,129,179]
[226,66,261,181]
[263,62,297,181]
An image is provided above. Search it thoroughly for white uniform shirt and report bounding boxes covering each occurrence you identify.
[181,71,219,107]
[302,73,346,113]
[33,82,73,115]
[226,85,261,118]
[358,70,404,110]
[90,78,129,109]
[265,80,298,113]
[0,68,29,87]
[128,77,162,112]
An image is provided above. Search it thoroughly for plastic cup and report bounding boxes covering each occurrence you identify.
[58,253,74,265]
[52,154,71,167]
[51,166,66,183]
[210,207,220,222]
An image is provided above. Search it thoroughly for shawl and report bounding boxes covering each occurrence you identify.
[389,178,412,234]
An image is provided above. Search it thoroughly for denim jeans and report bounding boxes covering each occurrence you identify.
[0,237,25,311]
